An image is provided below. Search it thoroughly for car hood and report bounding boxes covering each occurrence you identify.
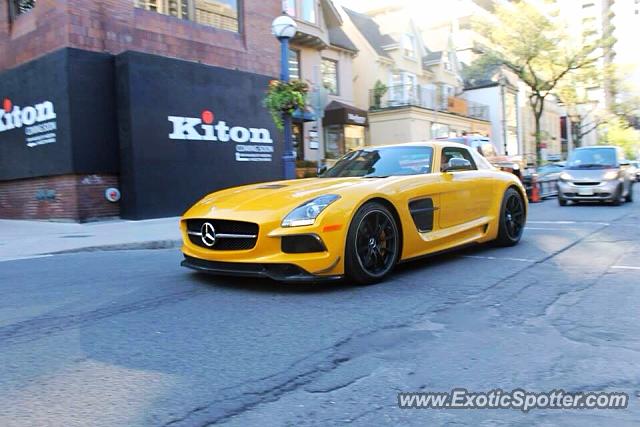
[183,177,379,220]
[563,168,617,181]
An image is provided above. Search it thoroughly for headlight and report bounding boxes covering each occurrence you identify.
[281,195,340,227]
[559,172,572,181]
[603,170,619,180]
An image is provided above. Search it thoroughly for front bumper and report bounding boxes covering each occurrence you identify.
[558,180,620,201]
[181,255,343,282]
[179,214,348,279]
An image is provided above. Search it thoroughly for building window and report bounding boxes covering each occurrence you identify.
[301,0,316,23]
[431,123,449,139]
[9,0,36,19]
[134,0,240,33]
[402,34,416,58]
[321,58,339,95]
[194,0,239,32]
[288,49,301,80]
[283,0,295,16]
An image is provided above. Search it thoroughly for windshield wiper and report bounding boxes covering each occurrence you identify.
[363,175,390,178]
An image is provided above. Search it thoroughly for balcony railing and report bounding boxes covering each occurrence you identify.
[369,84,490,121]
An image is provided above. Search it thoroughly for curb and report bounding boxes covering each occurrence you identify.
[46,239,182,255]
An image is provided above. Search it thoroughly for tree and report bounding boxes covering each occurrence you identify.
[473,1,610,164]
[557,64,640,147]
[600,117,640,160]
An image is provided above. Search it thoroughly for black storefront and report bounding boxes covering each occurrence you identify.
[0,48,282,220]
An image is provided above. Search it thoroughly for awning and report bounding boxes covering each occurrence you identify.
[292,108,316,123]
[322,100,368,126]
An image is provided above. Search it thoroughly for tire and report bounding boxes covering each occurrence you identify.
[495,188,526,247]
[612,185,623,206]
[558,197,567,206]
[345,201,400,285]
[625,184,633,203]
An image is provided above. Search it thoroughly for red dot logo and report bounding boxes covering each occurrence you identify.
[2,98,12,113]
[201,110,214,124]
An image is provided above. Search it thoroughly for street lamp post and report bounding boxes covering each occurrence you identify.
[272,15,298,180]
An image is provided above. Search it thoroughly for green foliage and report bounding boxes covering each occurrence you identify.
[373,80,388,98]
[461,53,503,84]
[600,117,640,160]
[263,79,309,130]
[473,1,610,164]
[372,80,388,108]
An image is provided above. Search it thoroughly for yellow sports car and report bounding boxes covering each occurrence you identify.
[180,141,527,284]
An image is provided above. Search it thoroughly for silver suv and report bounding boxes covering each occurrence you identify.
[558,146,634,206]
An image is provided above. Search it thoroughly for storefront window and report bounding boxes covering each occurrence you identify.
[288,49,301,80]
[134,0,240,33]
[321,59,339,95]
[293,123,304,160]
[325,125,364,159]
[324,125,344,160]
[344,125,365,153]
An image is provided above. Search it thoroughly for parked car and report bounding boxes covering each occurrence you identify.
[558,146,635,206]
[530,162,565,198]
[441,136,527,180]
[629,161,640,182]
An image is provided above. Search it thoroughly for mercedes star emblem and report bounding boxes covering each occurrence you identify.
[200,222,216,247]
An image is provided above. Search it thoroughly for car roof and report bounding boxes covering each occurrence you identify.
[368,140,470,150]
[574,145,617,150]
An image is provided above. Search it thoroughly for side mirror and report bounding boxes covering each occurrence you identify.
[317,165,328,176]
[443,158,472,172]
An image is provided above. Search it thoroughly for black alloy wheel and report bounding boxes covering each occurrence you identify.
[345,202,399,285]
[495,188,526,247]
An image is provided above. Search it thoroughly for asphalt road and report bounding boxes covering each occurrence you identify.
[1,191,640,426]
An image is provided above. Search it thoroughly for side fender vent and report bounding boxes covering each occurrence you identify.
[409,198,435,232]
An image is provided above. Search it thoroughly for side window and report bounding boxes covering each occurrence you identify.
[441,147,477,172]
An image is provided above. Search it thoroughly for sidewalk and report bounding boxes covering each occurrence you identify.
[0,217,182,262]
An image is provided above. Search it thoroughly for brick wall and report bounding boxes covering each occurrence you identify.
[0,174,120,221]
[0,0,280,77]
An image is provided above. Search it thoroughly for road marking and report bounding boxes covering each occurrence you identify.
[0,254,53,263]
[611,265,640,271]
[462,255,536,263]
[528,221,610,226]
[528,221,577,224]
[525,227,578,231]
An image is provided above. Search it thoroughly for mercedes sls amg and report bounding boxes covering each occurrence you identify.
[180,141,527,284]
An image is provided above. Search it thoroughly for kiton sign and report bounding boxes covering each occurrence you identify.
[168,109,274,162]
[0,98,58,147]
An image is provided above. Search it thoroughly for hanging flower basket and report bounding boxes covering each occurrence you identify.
[263,79,309,130]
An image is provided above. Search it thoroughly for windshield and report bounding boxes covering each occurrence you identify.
[566,148,617,169]
[321,146,433,178]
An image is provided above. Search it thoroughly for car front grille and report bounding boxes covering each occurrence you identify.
[573,181,601,186]
[186,219,259,251]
